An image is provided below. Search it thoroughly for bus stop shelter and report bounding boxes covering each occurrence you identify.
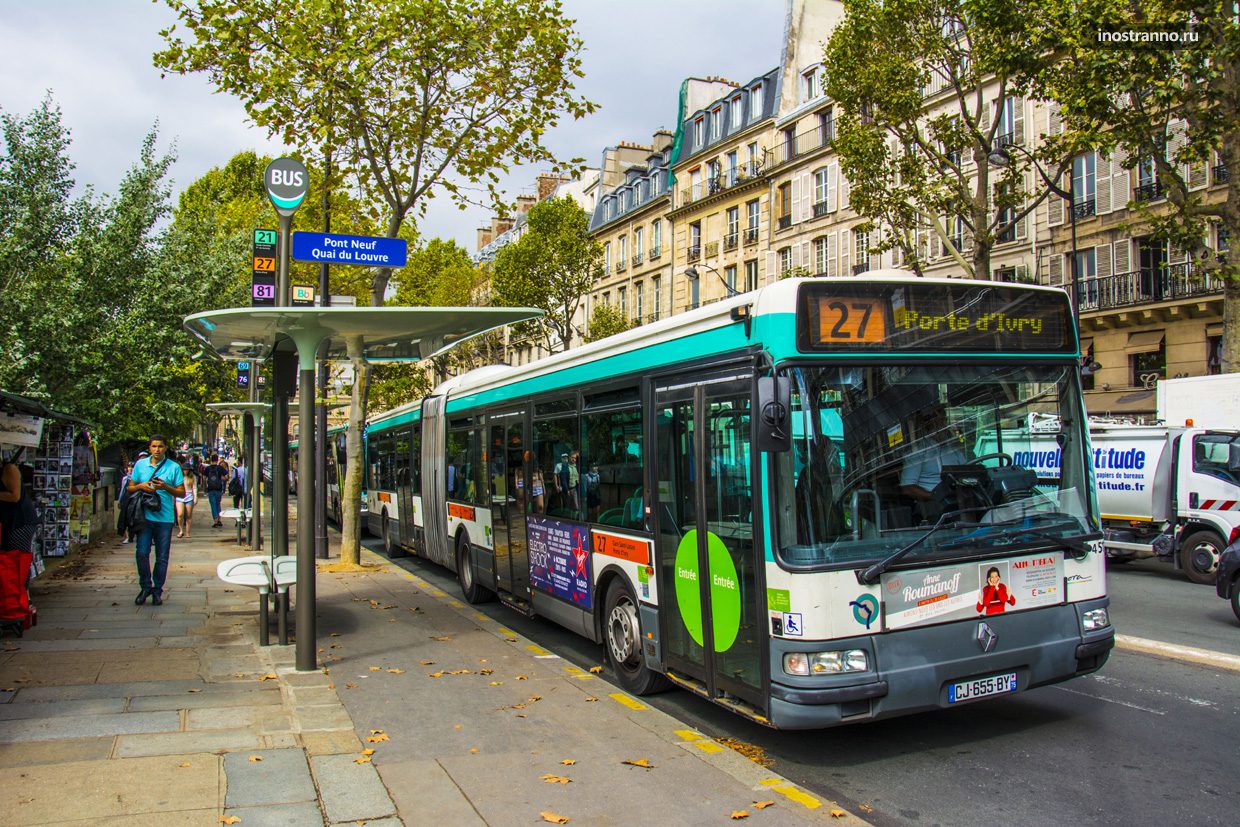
[184,306,542,669]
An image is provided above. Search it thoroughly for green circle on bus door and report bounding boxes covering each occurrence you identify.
[674,530,741,653]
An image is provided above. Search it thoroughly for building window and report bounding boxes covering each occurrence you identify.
[689,275,700,309]
[1217,224,1230,255]
[694,117,704,147]
[801,66,819,102]
[854,229,870,273]
[813,236,829,274]
[652,220,662,257]
[605,199,613,220]
[689,221,702,261]
[750,83,763,120]
[602,291,610,307]
[726,206,739,248]
[747,141,760,176]
[818,107,834,146]
[1208,335,1223,375]
[746,199,760,234]
[1130,342,1165,388]
[782,127,796,161]
[650,171,662,195]
[689,167,702,201]
[726,151,738,186]
[635,281,644,320]
[949,216,965,252]
[777,182,792,229]
[813,167,830,215]
[997,96,1017,146]
[731,96,743,129]
[725,264,737,292]
[634,227,644,263]
[779,247,793,274]
[1081,341,1096,390]
[618,286,627,317]
[617,235,627,270]
[1073,152,1097,217]
[652,275,661,319]
[603,242,611,273]
[744,259,758,291]
[707,159,722,193]
[711,106,723,140]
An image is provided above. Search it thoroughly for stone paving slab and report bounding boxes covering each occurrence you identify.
[188,704,291,732]
[0,754,220,824]
[0,710,181,742]
[377,760,485,826]
[12,679,206,701]
[56,810,220,827]
[113,727,265,758]
[0,697,126,720]
[6,638,162,652]
[223,747,317,807]
[127,686,280,712]
[312,753,398,823]
[223,802,325,826]
[0,735,115,768]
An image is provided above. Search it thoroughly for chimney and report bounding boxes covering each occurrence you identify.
[652,129,674,154]
[493,217,514,236]
[477,226,494,251]
[516,194,537,215]
[537,173,567,201]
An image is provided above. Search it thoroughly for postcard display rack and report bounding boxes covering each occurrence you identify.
[28,424,90,575]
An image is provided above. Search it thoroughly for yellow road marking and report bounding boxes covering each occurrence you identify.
[448,600,465,609]
[473,613,489,623]
[562,666,595,680]
[498,628,518,638]
[759,778,822,810]
[674,728,725,754]
[428,589,447,597]
[525,644,551,656]
[608,693,647,711]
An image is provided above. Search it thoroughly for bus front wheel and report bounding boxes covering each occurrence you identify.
[604,579,670,696]
[457,533,493,604]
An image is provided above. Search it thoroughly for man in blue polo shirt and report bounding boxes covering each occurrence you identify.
[128,435,185,606]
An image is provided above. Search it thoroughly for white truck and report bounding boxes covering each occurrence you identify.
[1082,424,1240,584]
[1156,374,1240,430]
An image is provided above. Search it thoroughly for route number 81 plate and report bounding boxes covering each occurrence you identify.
[948,672,1017,703]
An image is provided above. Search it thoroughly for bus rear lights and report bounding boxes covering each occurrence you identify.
[1082,608,1110,631]
[783,650,869,676]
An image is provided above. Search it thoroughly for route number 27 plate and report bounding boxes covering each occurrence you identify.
[948,672,1017,703]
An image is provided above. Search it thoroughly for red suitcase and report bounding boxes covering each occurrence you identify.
[0,550,34,637]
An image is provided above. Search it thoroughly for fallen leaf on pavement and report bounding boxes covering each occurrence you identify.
[345,683,358,689]
[387,668,405,674]
[429,672,444,678]
[859,803,874,813]
[479,668,494,675]
[516,675,528,681]
[248,755,263,762]
[453,724,462,730]
[830,810,847,818]
[258,674,278,681]
[361,748,375,756]
[588,665,603,674]
[527,695,542,702]
[445,669,472,675]
[187,689,201,693]
[504,636,517,642]
[430,635,452,641]
[367,733,390,743]
[419,660,435,665]
[354,755,372,764]
[515,713,527,718]
[731,811,749,820]
[368,667,382,672]
[370,729,385,734]
[621,758,654,769]
[540,812,570,824]
[753,801,775,810]
[541,774,572,784]
[488,681,502,686]
[584,696,598,702]
[330,632,341,637]
[219,817,241,825]
[232,672,246,678]
[560,759,576,765]
[178,762,192,768]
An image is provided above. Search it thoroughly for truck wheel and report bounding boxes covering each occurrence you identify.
[1231,579,1240,624]
[457,533,493,604]
[604,579,670,696]
[1180,530,1222,585]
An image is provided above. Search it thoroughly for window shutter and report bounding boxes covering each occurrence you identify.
[1095,153,1113,214]
[790,175,801,224]
[1048,253,1064,286]
[1111,147,1130,211]
[827,162,838,213]
[1048,103,1062,136]
[1188,159,1209,191]
[1014,96,1025,145]
[800,240,811,269]
[766,250,779,278]
[1046,188,1064,227]
[799,171,812,222]
[1096,243,1112,279]
[826,232,838,277]
[1168,241,1188,265]
[1016,175,1029,240]
[839,230,851,275]
[839,174,851,211]
[1112,238,1131,275]
[1166,119,1186,172]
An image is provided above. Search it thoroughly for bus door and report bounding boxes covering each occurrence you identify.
[654,372,764,707]
[487,409,528,596]
[394,426,413,555]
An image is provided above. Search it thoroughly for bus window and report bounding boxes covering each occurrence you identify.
[446,430,468,500]
[583,407,643,527]
[410,424,422,495]
[534,415,579,519]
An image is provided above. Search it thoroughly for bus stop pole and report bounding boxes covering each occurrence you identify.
[291,332,323,671]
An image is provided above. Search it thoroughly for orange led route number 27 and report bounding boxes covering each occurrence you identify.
[815,296,887,343]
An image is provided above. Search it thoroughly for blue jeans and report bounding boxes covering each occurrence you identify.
[135,521,174,594]
[207,490,223,520]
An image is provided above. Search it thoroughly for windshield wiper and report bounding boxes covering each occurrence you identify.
[857,508,973,585]
[938,519,1100,560]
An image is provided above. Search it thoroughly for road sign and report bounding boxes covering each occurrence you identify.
[291,231,407,268]
[291,284,315,306]
[264,158,309,217]
[252,228,278,307]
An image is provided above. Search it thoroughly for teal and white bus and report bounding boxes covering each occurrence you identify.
[364,273,1114,728]
[290,423,359,527]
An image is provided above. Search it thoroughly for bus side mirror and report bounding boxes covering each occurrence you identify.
[756,376,791,453]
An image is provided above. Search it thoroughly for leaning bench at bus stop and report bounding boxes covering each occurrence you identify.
[220,508,251,544]
[216,554,296,646]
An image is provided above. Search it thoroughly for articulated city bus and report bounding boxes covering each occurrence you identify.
[365,273,1114,728]
[290,424,359,526]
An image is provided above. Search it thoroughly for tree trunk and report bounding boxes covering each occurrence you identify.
[338,357,368,566]
[1221,128,1240,373]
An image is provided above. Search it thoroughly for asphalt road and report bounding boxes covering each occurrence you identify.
[363,536,1239,826]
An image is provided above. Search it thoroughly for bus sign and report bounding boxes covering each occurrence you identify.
[252,228,278,307]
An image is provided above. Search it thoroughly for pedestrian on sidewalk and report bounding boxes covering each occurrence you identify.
[203,454,228,528]
[0,457,37,553]
[127,435,184,606]
[176,462,197,539]
[116,461,134,543]
[229,457,248,510]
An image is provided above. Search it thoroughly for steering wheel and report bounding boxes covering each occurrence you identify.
[971,452,1012,467]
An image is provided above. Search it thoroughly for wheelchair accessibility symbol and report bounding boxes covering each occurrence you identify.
[850,594,879,629]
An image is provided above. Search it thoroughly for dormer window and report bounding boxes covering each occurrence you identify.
[750,84,764,121]
[711,107,723,140]
[730,96,743,129]
[802,66,821,102]
[694,117,705,147]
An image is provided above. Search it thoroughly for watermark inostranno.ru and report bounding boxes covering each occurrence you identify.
[1095,25,1201,49]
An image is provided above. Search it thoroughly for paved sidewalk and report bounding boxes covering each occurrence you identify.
[0,516,863,825]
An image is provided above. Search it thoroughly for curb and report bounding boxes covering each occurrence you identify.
[361,547,871,826]
[1114,634,1240,673]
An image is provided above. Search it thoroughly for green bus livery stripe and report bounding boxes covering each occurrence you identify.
[368,408,421,434]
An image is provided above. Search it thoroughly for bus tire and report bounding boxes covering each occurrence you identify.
[604,579,670,696]
[1180,530,1222,585]
[381,512,404,558]
[457,533,493,604]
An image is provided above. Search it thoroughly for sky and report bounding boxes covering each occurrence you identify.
[0,0,788,252]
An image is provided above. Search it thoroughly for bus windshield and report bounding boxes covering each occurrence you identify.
[775,363,1096,569]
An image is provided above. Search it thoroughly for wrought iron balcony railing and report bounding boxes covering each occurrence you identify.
[1076,262,1223,313]
[744,227,760,244]
[777,214,792,230]
[687,244,701,263]
[723,233,739,251]
[1072,198,1097,219]
[1134,182,1164,203]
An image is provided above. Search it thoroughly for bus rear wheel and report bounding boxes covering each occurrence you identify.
[457,533,493,604]
[381,512,404,558]
[1180,530,1222,585]
[604,579,669,696]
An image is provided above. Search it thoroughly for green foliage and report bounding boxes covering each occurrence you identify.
[583,302,634,343]
[491,197,601,353]
[155,0,598,304]
[824,0,1063,277]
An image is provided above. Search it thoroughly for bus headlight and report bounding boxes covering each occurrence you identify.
[783,649,869,676]
[1082,608,1109,631]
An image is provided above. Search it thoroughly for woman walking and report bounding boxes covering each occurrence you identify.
[116,461,135,544]
[176,462,198,538]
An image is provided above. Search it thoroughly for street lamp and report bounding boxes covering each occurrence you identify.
[988,143,1080,325]
[685,262,740,298]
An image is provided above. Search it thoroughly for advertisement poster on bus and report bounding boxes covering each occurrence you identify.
[528,515,593,609]
[881,552,1063,630]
